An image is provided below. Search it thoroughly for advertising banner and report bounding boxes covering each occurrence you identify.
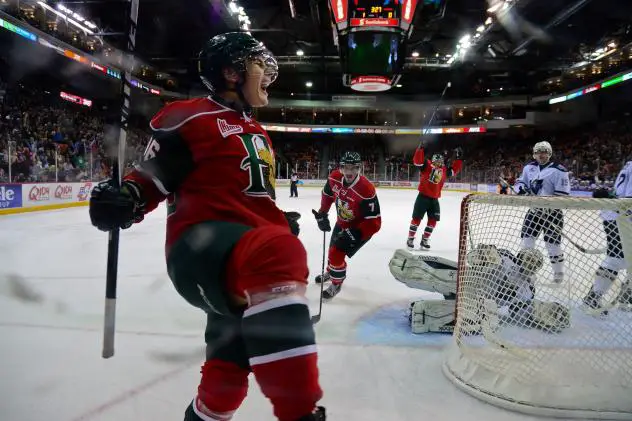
[23,183,76,207]
[0,184,22,209]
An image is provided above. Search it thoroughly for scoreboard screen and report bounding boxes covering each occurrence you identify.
[350,0,400,27]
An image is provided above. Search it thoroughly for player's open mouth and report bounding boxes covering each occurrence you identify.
[260,83,270,95]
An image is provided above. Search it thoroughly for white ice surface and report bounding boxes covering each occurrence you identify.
[0,188,567,421]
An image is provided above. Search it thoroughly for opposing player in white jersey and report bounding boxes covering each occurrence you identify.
[583,161,632,315]
[388,245,570,334]
[515,141,571,284]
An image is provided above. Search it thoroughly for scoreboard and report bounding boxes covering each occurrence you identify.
[331,0,418,29]
[329,0,419,91]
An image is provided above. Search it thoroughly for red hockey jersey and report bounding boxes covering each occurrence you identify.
[124,97,289,254]
[319,170,381,240]
[413,148,463,199]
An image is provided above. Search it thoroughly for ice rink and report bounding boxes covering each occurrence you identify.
[0,187,566,421]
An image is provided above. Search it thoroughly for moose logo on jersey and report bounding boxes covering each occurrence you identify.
[239,134,277,200]
[429,167,443,184]
[335,197,355,222]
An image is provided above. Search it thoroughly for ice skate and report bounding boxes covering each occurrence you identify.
[617,283,632,311]
[582,288,607,317]
[322,282,342,300]
[406,238,414,249]
[296,406,326,421]
[314,273,330,284]
[420,238,431,250]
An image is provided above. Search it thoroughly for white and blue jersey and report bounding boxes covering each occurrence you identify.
[515,161,570,197]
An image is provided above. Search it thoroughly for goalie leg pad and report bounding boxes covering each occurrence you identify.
[410,298,456,334]
[389,249,457,296]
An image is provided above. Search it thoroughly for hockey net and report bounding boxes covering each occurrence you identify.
[443,194,632,419]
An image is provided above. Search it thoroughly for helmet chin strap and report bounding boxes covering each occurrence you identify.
[214,77,253,116]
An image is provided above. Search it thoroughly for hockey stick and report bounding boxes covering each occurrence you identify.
[418,81,451,147]
[311,231,327,324]
[102,0,139,359]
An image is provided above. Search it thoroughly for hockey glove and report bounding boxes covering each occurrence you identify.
[284,211,301,236]
[312,209,331,232]
[517,186,529,195]
[89,179,145,232]
[593,187,614,199]
[333,227,361,254]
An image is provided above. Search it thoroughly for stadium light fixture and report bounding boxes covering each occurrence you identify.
[411,51,420,57]
[37,1,95,35]
[296,49,304,56]
[305,81,313,88]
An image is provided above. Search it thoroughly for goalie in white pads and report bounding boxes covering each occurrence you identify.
[583,163,632,315]
[389,245,570,334]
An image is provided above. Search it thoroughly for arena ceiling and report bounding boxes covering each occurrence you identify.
[8,0,632,99]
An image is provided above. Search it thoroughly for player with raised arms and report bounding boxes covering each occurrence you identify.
[584,161,632,315]
[88,32,325,421]
[312,151,382,300]
[389,244,570,334]
[406,145,463,250]
[515,141,570,284]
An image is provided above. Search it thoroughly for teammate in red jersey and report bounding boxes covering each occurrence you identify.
[88,32,325,421]
[406,146,463,250]
[312,152,382,300]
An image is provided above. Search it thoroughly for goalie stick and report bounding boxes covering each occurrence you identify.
[102,0,139,359]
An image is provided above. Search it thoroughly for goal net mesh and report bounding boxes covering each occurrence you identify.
[442,194,632,419]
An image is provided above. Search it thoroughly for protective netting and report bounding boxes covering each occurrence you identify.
[443,194,632,419]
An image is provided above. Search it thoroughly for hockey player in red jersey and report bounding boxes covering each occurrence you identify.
[407,146,463,249]
[312,152,382,300]
[88,32,325,421]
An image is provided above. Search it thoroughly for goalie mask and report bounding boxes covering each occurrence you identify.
[516,248,544,276]
[198,32,278,111]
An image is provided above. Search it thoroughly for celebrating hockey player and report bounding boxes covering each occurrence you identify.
[583,163,632,315]
[312,151,381,300]
[515,141,570,284]
[88,33,325,421]
[407,145,463,250]
[389,245,570,334]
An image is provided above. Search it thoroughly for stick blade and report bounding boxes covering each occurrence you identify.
[311,315,321,324]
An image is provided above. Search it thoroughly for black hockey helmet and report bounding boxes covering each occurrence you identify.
[340,151,361,166]
[198,32,278,95]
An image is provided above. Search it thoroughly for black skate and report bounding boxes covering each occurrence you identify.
[406,238,414,249]
[296,406,326,421]
[583,289,607,317]
[420,238,430,249]
[617,284,632,311]
[314,273,330,284]
[322,282,342,300]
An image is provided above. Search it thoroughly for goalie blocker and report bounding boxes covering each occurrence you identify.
[389,247,571,334]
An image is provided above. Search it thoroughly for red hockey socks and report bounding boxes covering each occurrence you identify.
[327,246,347,284]
[408,217,422,240]
[423,218,437,240]
[242,297,322,421]
[189,360,249,421]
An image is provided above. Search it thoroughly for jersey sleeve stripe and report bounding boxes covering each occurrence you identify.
[150,109,230,132]
[554,190,569,195]
[136,165,171,195]
[364,215,380,219]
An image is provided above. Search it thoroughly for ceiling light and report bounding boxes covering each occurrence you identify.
[608,42,617,48]
[396,84,403,87]
[412,51,420,57]
[476,25,485,32]
[459,34,471,44]
[487,3,502,13]
[485,17,493,25]
[305,81,313,88]
[296,49,304,56]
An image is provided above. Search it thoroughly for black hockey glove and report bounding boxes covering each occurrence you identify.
[284,211,301,236]
[89,179,145,232]
[312,209,331,232]
[592,187,614,199]
[517,186,529,195]
[333,227,361,254]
